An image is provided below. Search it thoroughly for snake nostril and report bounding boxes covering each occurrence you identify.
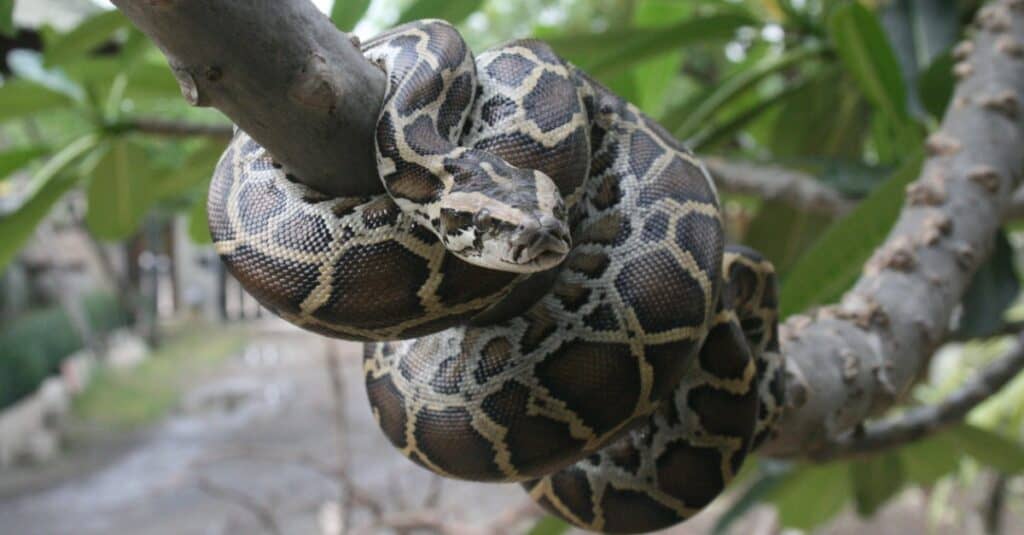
[539,214,570,241]
[514,219,542,246]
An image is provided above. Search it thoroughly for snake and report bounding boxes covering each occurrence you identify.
[207,20,785,533]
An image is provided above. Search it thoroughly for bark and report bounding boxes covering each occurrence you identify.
[809,333,1024,461]
[111,0,386,197]
[761,0,1024,457]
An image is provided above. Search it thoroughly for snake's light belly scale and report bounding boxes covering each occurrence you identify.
[208,19,784,533]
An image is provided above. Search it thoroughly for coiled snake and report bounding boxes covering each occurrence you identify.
[208,20,785,533]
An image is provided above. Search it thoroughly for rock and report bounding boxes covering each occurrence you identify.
[37,378,69,429]
[106,330,149,370]
[61,350,96,395]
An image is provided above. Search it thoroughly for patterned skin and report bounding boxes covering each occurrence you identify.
[207,20,783,533]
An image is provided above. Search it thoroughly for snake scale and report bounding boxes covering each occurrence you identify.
[207,20,785,533]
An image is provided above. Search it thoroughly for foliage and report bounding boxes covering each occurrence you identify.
[0,292,131,409]
[778,151,922,316]
[331,0,372,30]
[0,9,228,273]
[0,0,13,37]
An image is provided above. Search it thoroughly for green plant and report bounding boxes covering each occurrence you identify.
[0,292,130,408]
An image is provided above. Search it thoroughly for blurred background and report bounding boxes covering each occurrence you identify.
[0,0,1023,533]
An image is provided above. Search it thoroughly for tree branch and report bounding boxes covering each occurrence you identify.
[761,0,1024,458]
[808,333,1024,461]
[110,0,385,197]
[704,157,853,217]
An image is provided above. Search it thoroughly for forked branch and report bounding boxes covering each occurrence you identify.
[761,0,1024,457]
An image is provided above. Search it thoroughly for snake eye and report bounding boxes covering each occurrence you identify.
[473,209,493,229]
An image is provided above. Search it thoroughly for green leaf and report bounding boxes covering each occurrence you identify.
[153,141,227,200]
[878,0,958,117]
[693,76,813,151]
[61,57,126,90]
[85,140,155,240]
[18,135,101,203]
[869,106,925,165]
[712,464,792,535]
[45,10,130,66]
[829,3,909,122]
[778,0,823,36]
[918,52,955,119]
[526,515,570,535]
[397,0,484,25]
[850,453,905,516]
[548,12,756,81]
[124,61,183,101]
[0,175,79,273]
[6,50,85,100]
[949,424,1024,474]
[0,0,14,37]
[187,191,213,244]
[332,0,372,30]
[899,432,962,486]
[628,1,692,115]
[901,0,959,66]
[0,146,50,180]
[667,43,825,140]
[0,135,101,272]
[592,13,755,79]
[955,230,1020,339]
[779,151,924,317]
[745,199,833,277]
[879,0,959,116]
[0,80,77,123]
[770,462,851,530]
[769,70,872,159]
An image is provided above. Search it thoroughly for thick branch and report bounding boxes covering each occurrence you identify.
[810,333,1024,461]
[762,0,1024,457]
[111,0,386,197]
[704,157,853,217]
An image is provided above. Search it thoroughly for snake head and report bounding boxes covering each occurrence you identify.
[438,168,570,273]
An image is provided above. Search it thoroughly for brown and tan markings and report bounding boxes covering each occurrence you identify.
[208,19,783,534]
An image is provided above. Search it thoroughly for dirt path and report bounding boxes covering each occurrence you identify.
[0,324,521,535]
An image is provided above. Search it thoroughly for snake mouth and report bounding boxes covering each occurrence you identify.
[507,220,571,271]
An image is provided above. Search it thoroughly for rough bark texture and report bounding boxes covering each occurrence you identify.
[761,0,1024,457]
[810,333,1024,461]
[111,0,386,197]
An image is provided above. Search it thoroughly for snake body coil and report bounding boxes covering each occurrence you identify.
[208,20,784,533]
